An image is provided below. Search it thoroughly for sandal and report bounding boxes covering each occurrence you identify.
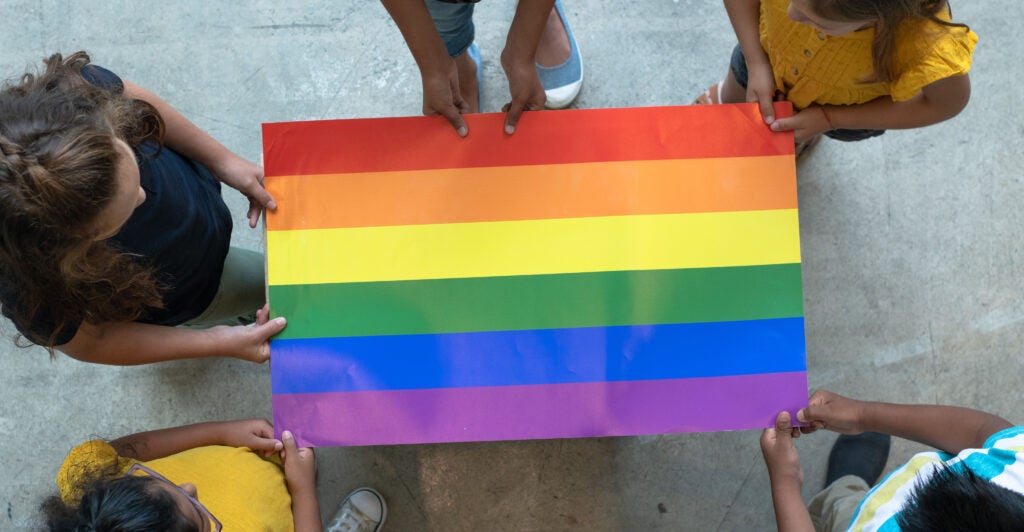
[693,81,724,105]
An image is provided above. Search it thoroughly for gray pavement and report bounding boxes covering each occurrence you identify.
[1,1,1022,530]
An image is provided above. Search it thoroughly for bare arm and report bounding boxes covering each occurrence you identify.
[58,306,285,365]
[771,74,971,142]
[798,389,1011,454]
[123,81,274,227]
[380,0,469,136]
[110,419,282,462]
[499,0,555,133]
[825,74,970,130]
[723,0,777,122]
[281,431,322,532]
[760,412,815,532]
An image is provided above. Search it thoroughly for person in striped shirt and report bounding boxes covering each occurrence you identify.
[760,389,1024,531]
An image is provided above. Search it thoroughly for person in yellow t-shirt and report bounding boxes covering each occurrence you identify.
[697,0,977,155]
[39,419,387,531]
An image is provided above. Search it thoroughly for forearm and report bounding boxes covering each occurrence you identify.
[858,401,1011,453]
[724,0,769,67]
[59,321,233,366]
[502,0,556,67]
[824,74,971,130]
[110,422,237,461]
[290,485,323,532]
[381,0,450,75]
[122,80,237,174]
[768,477,814,532]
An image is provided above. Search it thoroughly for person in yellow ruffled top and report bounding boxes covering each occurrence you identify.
[696,0,977,155]
[40,419,387,531]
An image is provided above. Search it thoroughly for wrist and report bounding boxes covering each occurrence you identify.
[287,477,317,496]
[768,468,803,489]
[854,400,877,433]
[416,47,453,76]
[500,44,536,74]
[818,106,835,130]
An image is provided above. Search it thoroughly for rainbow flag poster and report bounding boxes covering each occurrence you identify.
[263,104,807,447]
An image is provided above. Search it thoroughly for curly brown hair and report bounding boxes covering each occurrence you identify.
[810,0,970,82]
[0,51,166,348]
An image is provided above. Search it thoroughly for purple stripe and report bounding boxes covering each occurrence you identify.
[273,371,808,447]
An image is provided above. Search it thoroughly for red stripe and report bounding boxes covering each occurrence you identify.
[262,103,794,176]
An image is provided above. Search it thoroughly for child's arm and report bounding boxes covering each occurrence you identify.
[110,419,283,461]
[58,304,286,365]
[281,431,322,532]
[380,0,470,137]
[122,81,275,228]
[723,0,778,123]
[769,74,971,142]
[797,389,1011,454]
[760,412,815,532]
[498,0,555,134]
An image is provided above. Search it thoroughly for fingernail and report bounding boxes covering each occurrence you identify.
[457,126,468,137]
[273,317,286,325]
[770,122,780,131]
[268,201,277,210]
[765,115,775,124]
[504,124,515,135]
[282,430,293,440]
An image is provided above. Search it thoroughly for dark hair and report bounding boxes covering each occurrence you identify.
[40,475,199,532]
[810,0,970,82]
[896,464,1024,531]
[0,51,166,348]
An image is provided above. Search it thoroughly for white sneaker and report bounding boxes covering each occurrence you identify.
[325,487,387,532]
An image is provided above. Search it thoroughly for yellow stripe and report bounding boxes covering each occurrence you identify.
[267,209,801,285]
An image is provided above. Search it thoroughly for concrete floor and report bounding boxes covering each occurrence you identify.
[1,1,1022,530]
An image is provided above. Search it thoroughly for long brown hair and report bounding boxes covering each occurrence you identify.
[0,51,166,348]
[811,0,970,82]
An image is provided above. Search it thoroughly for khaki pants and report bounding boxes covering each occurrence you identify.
[183,246,265,327]
[808,475,870,532]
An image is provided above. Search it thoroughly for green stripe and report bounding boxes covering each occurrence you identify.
[270,263,804,340]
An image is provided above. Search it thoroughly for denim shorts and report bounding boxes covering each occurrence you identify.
[729,44,884,142]
[427,0,476,57]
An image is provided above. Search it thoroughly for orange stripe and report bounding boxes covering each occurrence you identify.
[266,155,795,230]
[262,103,794,176]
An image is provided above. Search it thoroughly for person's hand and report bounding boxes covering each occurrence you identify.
[760,411,804,486]
[211,155,276,228]
[769,105,832,143]
[214,304,286,363]
[281,430,317,494]
[500,49,546,135]
[218,419,283,457]
[746,61,779,125]
[421,59,470,137]
[797,389,869,435]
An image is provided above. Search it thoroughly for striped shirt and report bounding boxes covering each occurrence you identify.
[848,426,1024,531]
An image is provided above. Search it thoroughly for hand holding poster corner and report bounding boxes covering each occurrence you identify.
[263,104,807,447]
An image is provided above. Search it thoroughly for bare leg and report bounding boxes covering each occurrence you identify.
[535,7,570,67]
[720,68,747,104]
[453,50,479,113]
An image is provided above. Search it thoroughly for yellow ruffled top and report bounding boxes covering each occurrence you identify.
[758,0,977,109]
[57,440,294,531]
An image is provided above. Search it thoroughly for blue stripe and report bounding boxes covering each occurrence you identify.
[270,317,806,394]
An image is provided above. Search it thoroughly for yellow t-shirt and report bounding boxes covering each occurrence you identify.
[57,440,294,532]
[758,0,977,109]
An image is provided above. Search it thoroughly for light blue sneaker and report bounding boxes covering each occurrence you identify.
[535,0,582,109]
[467,41,482,111]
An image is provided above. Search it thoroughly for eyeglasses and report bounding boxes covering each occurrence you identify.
[124,463,223,532]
